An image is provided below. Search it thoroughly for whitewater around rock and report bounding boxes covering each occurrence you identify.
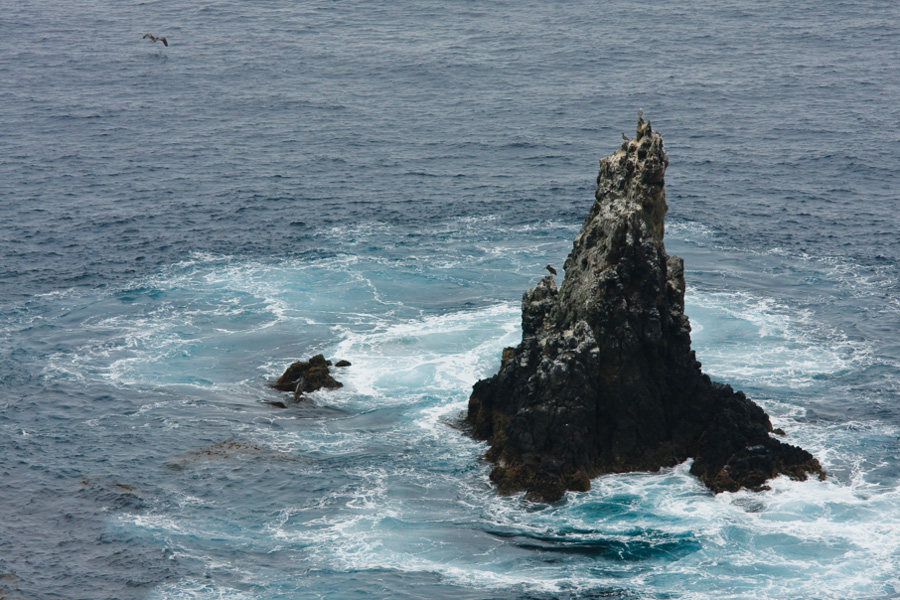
[466,115,824,502]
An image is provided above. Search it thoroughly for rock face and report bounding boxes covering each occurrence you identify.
[466,115,823,502]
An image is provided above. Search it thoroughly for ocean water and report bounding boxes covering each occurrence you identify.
[1,1,899,598]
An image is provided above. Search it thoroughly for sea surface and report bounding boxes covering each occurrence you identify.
[2,1,899,599]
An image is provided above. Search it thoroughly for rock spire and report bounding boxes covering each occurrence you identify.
[466,114,823,502]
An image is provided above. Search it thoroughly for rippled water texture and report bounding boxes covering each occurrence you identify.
[1,1,899,599]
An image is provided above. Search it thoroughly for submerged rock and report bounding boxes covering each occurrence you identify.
[271,354,343,401]
[0,572,24,600]
[168,439,300,469]
[466,114,823,502]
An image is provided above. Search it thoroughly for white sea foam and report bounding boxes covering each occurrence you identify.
[147,580,257,600]
[666,220,719,242]
[38,253,410,389]
[686,288,871,389]
[327,302,520,407]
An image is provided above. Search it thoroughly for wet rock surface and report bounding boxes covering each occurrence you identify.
[466,115,824,502]
[271,354,344,402]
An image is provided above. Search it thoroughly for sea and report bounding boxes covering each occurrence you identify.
[1,1,899,598]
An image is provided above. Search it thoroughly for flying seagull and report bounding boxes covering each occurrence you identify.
[143,33,168,46]
[545,265,557,276]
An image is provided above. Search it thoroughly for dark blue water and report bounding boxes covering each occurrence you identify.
[2,1,899,598]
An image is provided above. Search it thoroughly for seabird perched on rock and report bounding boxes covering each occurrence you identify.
[143,33,168,46]
[545,265,557,276]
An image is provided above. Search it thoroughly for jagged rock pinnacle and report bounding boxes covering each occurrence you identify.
[466,116,823,502]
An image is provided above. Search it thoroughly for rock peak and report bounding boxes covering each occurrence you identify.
[466,120,823,502]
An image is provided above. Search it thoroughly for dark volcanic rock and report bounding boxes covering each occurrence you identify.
[466,114,823,502]
[271,354,343,401]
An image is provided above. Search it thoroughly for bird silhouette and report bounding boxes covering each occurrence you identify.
[143,33,168,46]
[545,265,557,276]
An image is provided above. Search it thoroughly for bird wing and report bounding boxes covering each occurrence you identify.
[160,37,167,46]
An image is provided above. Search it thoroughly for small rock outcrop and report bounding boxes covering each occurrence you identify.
[271,354,343,401]
[466,114,823,502]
